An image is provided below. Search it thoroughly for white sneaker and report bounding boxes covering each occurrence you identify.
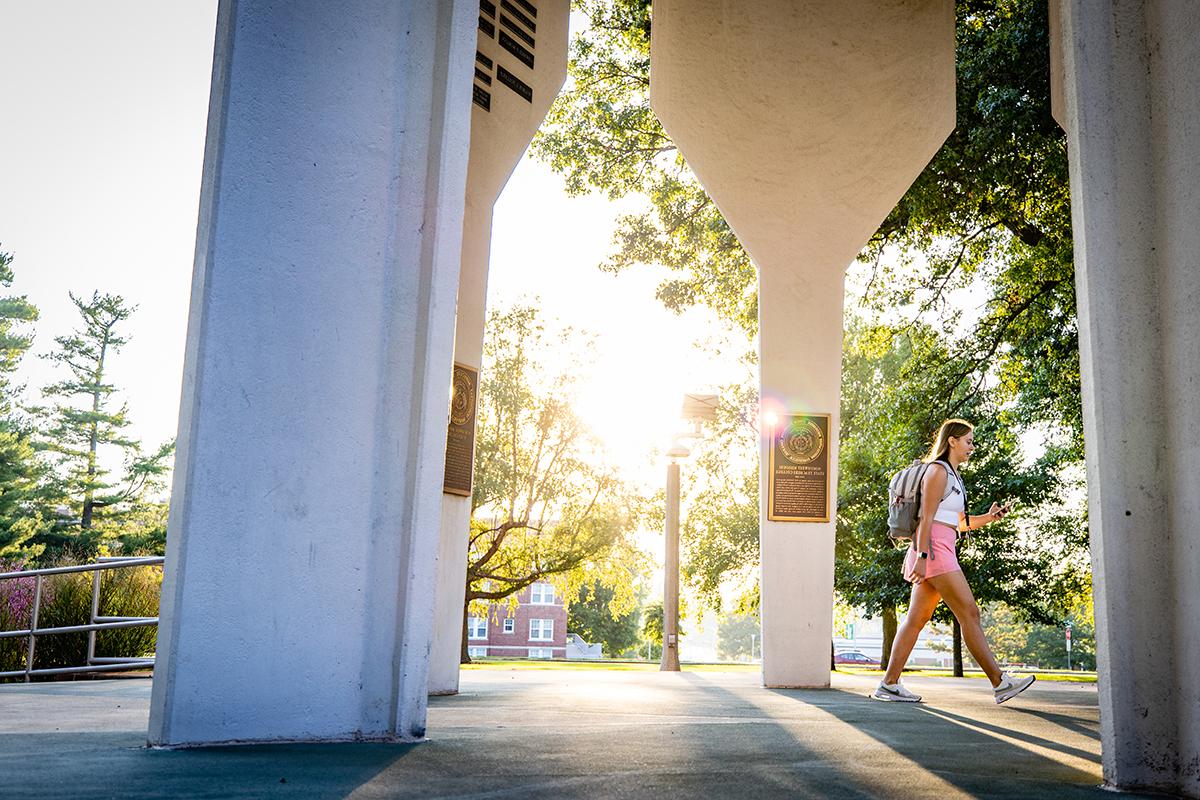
[993,672,1036,705]
[872,680,922,703]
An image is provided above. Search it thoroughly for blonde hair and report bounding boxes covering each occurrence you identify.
[923,418,974,464]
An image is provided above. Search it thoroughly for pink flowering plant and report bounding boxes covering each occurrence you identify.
[0,560,54,673]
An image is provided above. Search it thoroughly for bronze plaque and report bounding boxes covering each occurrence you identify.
[443,363,479,497]
[767,413,831,522]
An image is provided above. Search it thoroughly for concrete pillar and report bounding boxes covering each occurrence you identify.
[427,0,568,695]
[650,1,954,687]
[1052,2,1200,794]
[148,0,476,745]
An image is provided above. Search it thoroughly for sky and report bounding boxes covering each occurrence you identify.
[1,2,217,461]
[0,2,746,495]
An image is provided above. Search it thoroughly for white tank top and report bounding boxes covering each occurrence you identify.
[931,462,966,527]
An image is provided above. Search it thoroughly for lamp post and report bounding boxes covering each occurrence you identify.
[659,393,719,673]
[661,442,689,671]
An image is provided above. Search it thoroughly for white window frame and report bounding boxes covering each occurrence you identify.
[503,617,515,634]
[528,647,553,659]
[529,582,555,605]
[468,616,488,640]
[468,646,488,658]
[529,618,554,641]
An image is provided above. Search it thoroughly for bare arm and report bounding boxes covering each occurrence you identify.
[915,464,948,555]
[961,501,1010,530]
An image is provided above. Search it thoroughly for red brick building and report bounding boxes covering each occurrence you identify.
[467,582,568,659]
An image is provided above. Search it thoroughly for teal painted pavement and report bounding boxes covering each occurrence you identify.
[0,669,1157,799]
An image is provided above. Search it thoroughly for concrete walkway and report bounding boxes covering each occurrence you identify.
[0,669,1154,799]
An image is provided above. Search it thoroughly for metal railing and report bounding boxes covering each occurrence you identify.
[0,556,164,681]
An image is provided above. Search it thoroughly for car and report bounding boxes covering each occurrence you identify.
[834,650,881,667]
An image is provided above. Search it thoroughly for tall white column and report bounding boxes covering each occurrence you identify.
[148,0,476,746]
[650,0,955,687]
[1053,2,1200,794]
[427,0,569,695]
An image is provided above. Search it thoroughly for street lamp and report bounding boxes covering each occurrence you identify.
[661,440,690,672]
[660,393,719,673]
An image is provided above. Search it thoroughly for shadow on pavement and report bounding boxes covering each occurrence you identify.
[1005,705,1102,742]
[764,685,1140,799]
[916,703,1100,763]
[0,731,416,800]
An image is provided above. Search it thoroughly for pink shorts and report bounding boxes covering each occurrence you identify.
[903,523,961,583]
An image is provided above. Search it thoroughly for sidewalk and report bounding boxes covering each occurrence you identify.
[0,669,1148,799]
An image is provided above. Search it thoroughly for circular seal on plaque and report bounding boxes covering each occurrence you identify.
[450,368,475,426]
[778,419,824,465]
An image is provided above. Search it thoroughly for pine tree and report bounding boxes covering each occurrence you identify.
[0,247,45,558]
[32,291,172,559]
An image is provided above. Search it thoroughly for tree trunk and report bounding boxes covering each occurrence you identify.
[81,335,109,530]
[460,602,472,665]
[830,639,835,670]
[952,617,964,677]
[881,605,897,673]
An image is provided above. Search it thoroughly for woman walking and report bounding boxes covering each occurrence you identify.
[873,418,1035,704]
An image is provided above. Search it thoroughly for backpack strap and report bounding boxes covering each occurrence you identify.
[912,462,952,560]
[935,459,971,533]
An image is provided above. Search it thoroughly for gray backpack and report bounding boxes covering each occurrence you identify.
[887,459,959,544]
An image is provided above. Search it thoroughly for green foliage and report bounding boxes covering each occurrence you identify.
[982,595,1095,671]
[567,580,643,657]
[0,248,39,408]
[31,292,173,561]
[716,612,759,661]
[862,0,1080,455]
[537,0,1090,642]
[836,319,1080,626]
[532,0,759,335]
[537,1,1079,455]
[109,501,170,556]
[678,377,760,613]
[641,598,663,646]
[0,248,46,558]
[466,304,648,651]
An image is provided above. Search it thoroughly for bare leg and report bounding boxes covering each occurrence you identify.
[928,569,1003,686]
[883,579,941,684]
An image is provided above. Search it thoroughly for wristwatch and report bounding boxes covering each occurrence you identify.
[918,552,928,559]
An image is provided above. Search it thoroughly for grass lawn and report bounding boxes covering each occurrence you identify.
[462,659,1097,683]
[461,659,758,672]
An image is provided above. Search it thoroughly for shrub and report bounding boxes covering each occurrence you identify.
[0,560,44,675]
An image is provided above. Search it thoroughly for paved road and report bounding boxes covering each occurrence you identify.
[0,669,1151,799]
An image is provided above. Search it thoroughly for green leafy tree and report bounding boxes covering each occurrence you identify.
[533,0,758,335]
[32,292,173,560]
[716,612,759,662]
[859,0,1079,455]
[640,598,664,660]
[982,604,1095,671]
[534,1,1078,456]
[534,0,1089,674]
[836,318,1091,673]
[678,376,760,613]
[464,304,648,661]
[0,248,47,558]
[567,580,643,657]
